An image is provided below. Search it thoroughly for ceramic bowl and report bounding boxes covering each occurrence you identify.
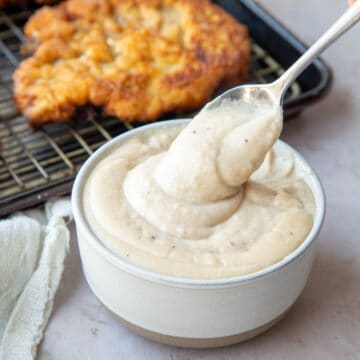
[72,119,325,348]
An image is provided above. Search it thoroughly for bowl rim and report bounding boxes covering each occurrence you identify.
[71,119,326,288]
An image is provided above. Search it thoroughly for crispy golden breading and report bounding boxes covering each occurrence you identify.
[14,0,251,126]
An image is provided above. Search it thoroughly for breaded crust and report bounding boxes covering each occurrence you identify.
[13,0,251,126]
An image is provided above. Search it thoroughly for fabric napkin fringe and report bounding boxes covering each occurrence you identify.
[0,198,72,360]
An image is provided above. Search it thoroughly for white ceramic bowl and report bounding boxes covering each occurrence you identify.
[72,119,325,348]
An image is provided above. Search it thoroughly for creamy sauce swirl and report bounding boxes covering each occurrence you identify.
[83,100,315,279]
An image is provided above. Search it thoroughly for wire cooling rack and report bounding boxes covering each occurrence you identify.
[0,5,303,217]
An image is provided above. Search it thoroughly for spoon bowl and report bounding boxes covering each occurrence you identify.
[206,0,360,113]
[205,83,280,111]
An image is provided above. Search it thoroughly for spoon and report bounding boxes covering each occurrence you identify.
[205,1,360,110]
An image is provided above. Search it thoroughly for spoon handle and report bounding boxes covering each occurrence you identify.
[274,1,360,98]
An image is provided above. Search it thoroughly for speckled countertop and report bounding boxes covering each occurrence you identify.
[38,0,360,359]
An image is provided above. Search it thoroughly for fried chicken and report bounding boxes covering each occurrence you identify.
[13,0,251,126]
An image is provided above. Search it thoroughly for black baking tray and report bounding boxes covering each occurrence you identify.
[219,0,332,115]
[0,0,332,217]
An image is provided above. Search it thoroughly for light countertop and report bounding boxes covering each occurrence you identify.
[38,1,360,359]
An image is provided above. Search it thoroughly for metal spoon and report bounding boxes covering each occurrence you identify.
[205,1,360,110]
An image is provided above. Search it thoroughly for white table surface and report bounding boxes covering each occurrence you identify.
[38,1,360,359]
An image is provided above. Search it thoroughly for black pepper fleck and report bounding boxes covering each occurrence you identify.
[192,130,196,134]
[245,138,248,143]
[151,235,156,240]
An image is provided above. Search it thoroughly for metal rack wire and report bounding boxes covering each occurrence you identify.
[0,6,301,217]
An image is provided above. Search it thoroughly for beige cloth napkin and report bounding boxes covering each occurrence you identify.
[0,198,72,360]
